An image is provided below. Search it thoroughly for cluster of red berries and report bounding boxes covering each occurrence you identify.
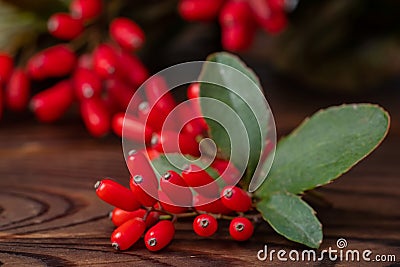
[95,149,256,252]
[0,0,150,138]
[178,0,294,51]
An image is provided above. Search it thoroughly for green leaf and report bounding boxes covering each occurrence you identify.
[198,52,270,183]
[257,192,322,248]
[151,153,220,179]
[256,104,389,196]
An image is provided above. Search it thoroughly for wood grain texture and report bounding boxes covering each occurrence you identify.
[0,104,399,266]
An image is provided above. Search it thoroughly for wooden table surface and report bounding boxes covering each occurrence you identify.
[0,83,399,266]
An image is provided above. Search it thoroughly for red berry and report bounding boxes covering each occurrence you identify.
[151,131,200,157]
[157,190,188,214]
[0,52,13,84]
[111,112,153,144]
[93,44,119,79]
[70,0,103,21]
[117,51,149,87]
[220,186,252,212]
[110,17,145,52]
[160,170,193,207]
[249,0,287,33]
[111,218,146,250]
[0,87,3,119]
[178,102,206,138]
[259,11,287,33]
[178,0,225,21]
[144,220,175,252]
[5,68,30,112]
[181,164,219,198]
[193,214,218,237]
[130,175,159,207]
[221,24,255,51]
[95,178,141,211]
[186,83,208,130]
[27,45,77,80]
[193,194,232,215]
[145,75,176,115]
[30,80,74,123]
[80,98,110,137]
[126,150,158,186]
[211,159,241,186]
[73,68,102,101]
[110,207,159,227]
[229,217,254,241]
[48,13,84,40]
[105,79,141,111]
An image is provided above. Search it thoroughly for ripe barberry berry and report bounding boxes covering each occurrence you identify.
[144,220,175,252]
[70,0,103,21]
[186,83,208,130]
[145,75,176,115]
[220,186,252,212]
[160,170,193,207]
[193,194,232,215]
[157,190,188,214]
[93,44,119,79]
[94,178,141,211]
[80,98,111,137]
[181,164,219,198]
[30,80,74,123]
[0,52,13,84]
[129,174,159,207]
[105,79,141,112]
[110,17,145,52]
[48,13,84,40]
[193,214,218,237]
[211,159,241,186]
[111,113,153,144]
[27,45,77,80]
[229,217,254,241]
[110,207,159,227]
[117,51,149,87]
[73,68,102,101]
[151,131,200,157]
[111,217,146,251]
[178,102,206,138]
[5,68,30,112]
[178,0,225,21]
[126,150,158,189]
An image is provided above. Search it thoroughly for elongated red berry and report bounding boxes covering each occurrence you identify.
[151,131,200,157]
[193,214,218,237]
[80,98,110,137]
[144,220,175,252]
[93,44,119,78]
[178,0,225,21]
[211,159,241,186]
[221,24,255,51]
[229,217,254,241]
[130,175,158,207]
[178,101,206,138]
[181,164,219,198]
[70,0,103,21]
[157,190,188,214]
[160,171,193,207]
[117,51,149,87]
[249,0,287,33]
[105,79,142,111]
[30,80,74,123]
[145,75,176,115]
[73,68,102,101]
[193,194,232,215]
[27,45,76,80]
[221,186,252,212]
[95,178,141,211]
[110,207,159,227]
[0,53,13,84]
[111,218,146,250]
[186,83,208,130]
[5,68,30,111]
[110,17,145,52]
[112,113,153,144]
[126,150,158,186]
[48,13,84,40]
